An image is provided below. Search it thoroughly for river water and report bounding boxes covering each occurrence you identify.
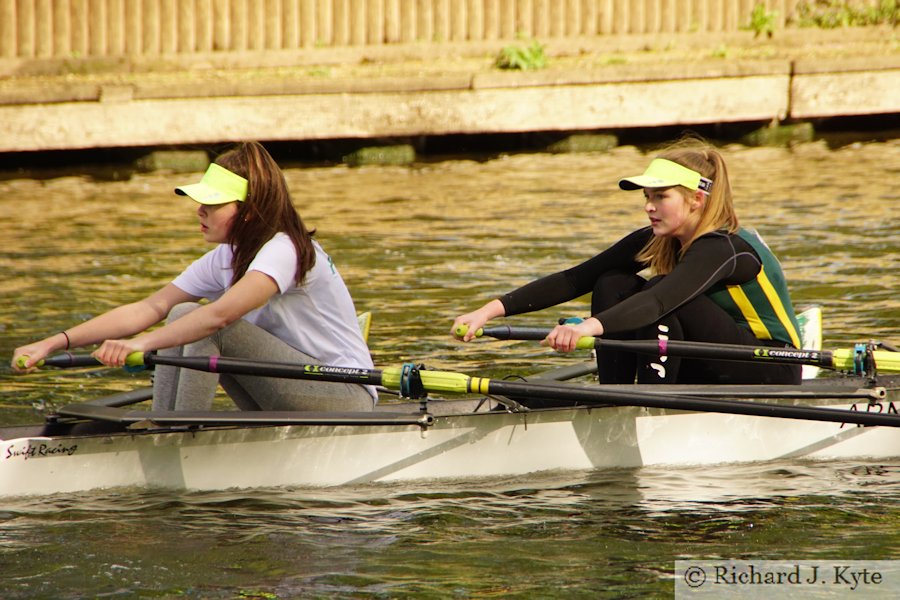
[0,140,898,597]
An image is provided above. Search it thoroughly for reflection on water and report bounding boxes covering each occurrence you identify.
[1,460,898,598]
[0,140,898,597]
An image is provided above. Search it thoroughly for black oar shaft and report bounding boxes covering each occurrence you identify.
[147,353,900,429]
[146,354,385,386]
[41,353,104,368]
[484,379,900,428]
[480,325,834,368]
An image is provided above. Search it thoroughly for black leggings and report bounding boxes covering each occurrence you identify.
[592,271,802,385]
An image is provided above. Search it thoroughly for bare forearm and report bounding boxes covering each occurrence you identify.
[90,273,274,367]
[134,303,233,352]
[63,301,167,349]
[12,300,168,371]
[451,299,507,342]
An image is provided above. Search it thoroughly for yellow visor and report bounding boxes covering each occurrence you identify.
[618,158,713,192]
[175,163,248,205]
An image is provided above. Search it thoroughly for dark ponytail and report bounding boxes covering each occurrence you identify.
[215,142,316,286]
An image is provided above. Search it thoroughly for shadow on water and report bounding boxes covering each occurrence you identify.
[2,114,899,180]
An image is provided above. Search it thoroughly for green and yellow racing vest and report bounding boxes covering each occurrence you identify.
[707,228,802,348]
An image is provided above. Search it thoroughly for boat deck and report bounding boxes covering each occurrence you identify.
[2,374,894,442]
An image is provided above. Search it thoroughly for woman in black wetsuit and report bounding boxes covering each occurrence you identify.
[452,140,802,385]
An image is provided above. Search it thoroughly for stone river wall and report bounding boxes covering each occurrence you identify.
[0,26,896,153]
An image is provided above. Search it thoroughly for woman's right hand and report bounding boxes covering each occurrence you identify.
[541,317,604,353]
[451,299,506,342]
[92,336,148,368]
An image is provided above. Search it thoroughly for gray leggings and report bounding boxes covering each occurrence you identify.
[152,303,375,412]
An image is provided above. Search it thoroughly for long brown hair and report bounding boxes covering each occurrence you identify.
[635,138,738,274]
[215,142,316,285]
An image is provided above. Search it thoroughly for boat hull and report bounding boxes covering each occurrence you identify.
[2,377,898,498]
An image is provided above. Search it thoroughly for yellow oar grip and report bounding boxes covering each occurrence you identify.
[454,324,484,338]
[575,337,596,350]
[125,352,146,368]
[15,355,41,369]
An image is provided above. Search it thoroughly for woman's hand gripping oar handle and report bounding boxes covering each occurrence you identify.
[455,324,596,350]
[453,324,483,339]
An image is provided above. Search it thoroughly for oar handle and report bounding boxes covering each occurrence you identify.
[475,325,900,373]
[15,352,148,370]
[467,324,596,350]
[125,351,147,368]
[15,355,41,369]
[16,354,100,369]
[453,324,484,338]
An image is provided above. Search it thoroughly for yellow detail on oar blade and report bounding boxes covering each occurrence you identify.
[831,349,900,373]
[357,312,372,343]
[797,305,822,379]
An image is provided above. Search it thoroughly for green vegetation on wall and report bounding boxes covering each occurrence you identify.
[748,3,779,37]
[494,39,547,71]
[793,0,898,27]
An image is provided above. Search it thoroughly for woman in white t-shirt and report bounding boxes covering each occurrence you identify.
[13,142,375,412]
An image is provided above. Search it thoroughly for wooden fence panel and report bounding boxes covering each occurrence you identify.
[533,0,550,38]
[34,0,51,57]
[448,0,465,41]
[17,0,35,57]
[468,0,483,40]
[54,0,72,55]
[0,1,887,59]
[483,0,497,39]
[385,0,399,41]
[178,0,195,53]
[319,0,333,43]
[0,0,13,58]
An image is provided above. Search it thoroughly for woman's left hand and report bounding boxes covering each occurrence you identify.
[541,318,604,353]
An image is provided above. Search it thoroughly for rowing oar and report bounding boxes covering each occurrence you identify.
[457,325,900,374]
[16,353,147,371]
[113,351,900,428]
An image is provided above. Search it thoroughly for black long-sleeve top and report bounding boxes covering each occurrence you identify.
[499,227,764,335]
